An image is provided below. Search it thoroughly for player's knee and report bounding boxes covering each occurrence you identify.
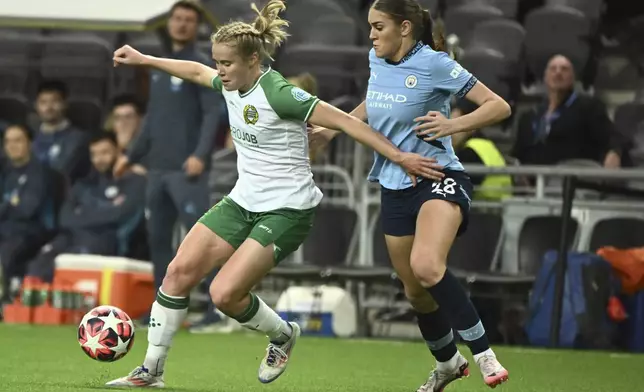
[209,285,238,312]
[162,259,198,297]
[410,251,447,287]
[403,286,438,313]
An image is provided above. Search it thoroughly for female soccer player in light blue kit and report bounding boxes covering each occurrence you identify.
[312,1,511,391]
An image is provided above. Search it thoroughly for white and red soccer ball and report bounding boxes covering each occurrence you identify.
[78,305,135,362]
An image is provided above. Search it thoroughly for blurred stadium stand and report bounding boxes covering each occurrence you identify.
[1,0,644,346]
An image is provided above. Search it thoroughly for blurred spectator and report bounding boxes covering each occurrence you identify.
[26,132,146,283]
[32,80,90,183]
[452,104,512,201]
[106,94,144,153]
[287,72,318,96]
[0,120,9,169]
[0,125,54,303]
[106,94,147,176]
[512,55,624,168]
[114,0,221,326]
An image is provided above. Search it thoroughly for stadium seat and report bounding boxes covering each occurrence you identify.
[50,31,120,47]
[0,33,34,96]
[286,0,345,40]
[328,95,362,114]
[271,205,358,280]
[67,98,104,132]
[127,33,166,57]
[546,0,604,21]
[524,5,593,80]
[328,212,395,283]
[371,215,391,268]
[594,55,641,91]
[444,3,505,48]
[209,149,238,202]
[40,35,113,102]
[442,212,534,301]
[614,102,644,141]
[448,0,520,17]
[303,205,358,267]
[449,212,503,273]
[589,217,644,252]
[468,19,526,64]
[292,15,359,46]
[444,0,517,17]
[418,0,440,16]
[518,215,579,275]
[336,0,362,13]
[0,94,30,124]
[277,45,369,101]
[116,34,167,93]
[202,0,256,25]
[486,0,519,18]
[458,47,516,103]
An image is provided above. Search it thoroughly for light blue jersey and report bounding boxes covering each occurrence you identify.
[366,41,478,190]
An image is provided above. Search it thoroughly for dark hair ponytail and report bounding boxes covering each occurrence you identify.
[372,0,447,53]
[421,9,446,52]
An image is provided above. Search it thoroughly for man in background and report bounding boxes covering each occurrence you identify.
[107,94,147,176]
[27,132,146,283]
[512,55,624,167]
[32,80,90,184]
[0,125,54,304]
[114,0,222,327]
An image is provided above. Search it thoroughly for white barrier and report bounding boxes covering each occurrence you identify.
[276,285,357,338]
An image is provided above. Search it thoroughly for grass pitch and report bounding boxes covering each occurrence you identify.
[0,324,641,391]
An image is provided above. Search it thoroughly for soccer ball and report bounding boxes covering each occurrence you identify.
[78,305,135,362]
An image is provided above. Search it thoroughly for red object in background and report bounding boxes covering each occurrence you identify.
[607,295,628,322]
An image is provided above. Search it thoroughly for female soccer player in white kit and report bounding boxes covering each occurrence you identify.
[105,0,443,388]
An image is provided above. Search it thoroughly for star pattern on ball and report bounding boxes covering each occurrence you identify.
[78,305,135,362]
[82,329,106,357]
[111,335,130,357]
[98,310,125,332]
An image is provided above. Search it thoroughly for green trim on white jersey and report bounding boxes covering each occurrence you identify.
[211,75,223,91]
[211,68,323,212]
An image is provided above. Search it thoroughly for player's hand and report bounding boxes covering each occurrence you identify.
[113,45,148,67]
[308,126,337,152]
[113,194,126,206]
[413,111,461,142]
[398,153,444,186]
[130,164,148,176]
[184,155,204,177]
[113,155,130,178]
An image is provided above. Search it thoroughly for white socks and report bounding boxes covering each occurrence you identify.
[143,290,189,376]
[235,293,292,344]
[436,351,462,372]
[473,348,496,363]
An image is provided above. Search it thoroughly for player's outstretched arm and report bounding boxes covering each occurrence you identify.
[113,45,218,88]
[308,100,367,151]
[309,101,444,183]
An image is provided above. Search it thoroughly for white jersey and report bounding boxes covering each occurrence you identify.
[211,68,323,212]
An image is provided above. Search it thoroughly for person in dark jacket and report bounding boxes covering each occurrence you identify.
[114,1,222,301]
[32,80,90,184]
[107,94,148,176]
[27,132,146,283]
[0,124,54,302]
[512,55,624,167]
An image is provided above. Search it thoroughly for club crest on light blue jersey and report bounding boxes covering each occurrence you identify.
[366,41,478,190]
